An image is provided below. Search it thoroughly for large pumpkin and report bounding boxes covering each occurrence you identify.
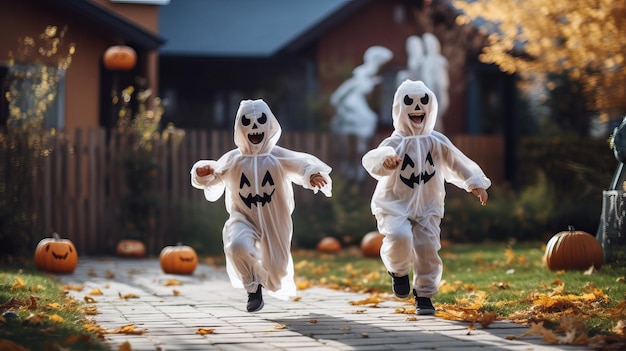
[317,237,342,253]
[159,243,198,275]
[361,231,384,257]
[544,226,604,271]
[116,239,146,258]
[103,45,137,71]
[34,233,78,274]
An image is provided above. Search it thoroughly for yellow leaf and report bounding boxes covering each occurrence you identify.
[112,324,146,335]
[49,314,65,323]
[62,284,84,291]
[274,324,287,330]
[46,302,61,309]
[84,296,97,303]
[292,296,302,302]
[196,328,215,335]
[118,341,132,351]
[89,288,103,295]
[83,306,98,315]
[617,276,625,283]
[11,276,25,290]
[164,279,182,286]
[118,293,139,299]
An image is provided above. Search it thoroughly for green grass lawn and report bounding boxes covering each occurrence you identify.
[0,264,107,351]
[293,242,626,339]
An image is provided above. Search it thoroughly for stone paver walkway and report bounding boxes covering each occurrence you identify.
[60,258,586,351]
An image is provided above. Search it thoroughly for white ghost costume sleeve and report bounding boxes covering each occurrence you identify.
[190,99,332,301]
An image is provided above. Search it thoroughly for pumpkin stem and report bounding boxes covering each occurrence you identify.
[568,225,575,233]
[53,232,60,240]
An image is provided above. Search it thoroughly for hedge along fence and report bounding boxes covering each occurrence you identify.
[5,127,505,255]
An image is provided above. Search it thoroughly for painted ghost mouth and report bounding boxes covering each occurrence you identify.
[248,132,264,144]
[409,112,425,124]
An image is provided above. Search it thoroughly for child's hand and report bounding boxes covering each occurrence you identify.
[196,165,214,177]
[472,188,488,206]
[310,173,327,188]
[383,154,402,169]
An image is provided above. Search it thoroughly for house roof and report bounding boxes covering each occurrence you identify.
[158,0,361,58]
[36,0,166,51]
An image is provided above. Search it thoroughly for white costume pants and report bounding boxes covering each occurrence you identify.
[376,214,443,298]
[223,219,288,294]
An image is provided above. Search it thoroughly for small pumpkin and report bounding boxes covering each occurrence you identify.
[360,231,384,257]
[116,239,146,258]
[103,45,137,71]
[317,236,342,253]
[34,233,78,274]
[159,243,198,275]
[544,225,604,271]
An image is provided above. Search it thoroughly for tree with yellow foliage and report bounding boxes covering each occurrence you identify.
[453,0,626,119]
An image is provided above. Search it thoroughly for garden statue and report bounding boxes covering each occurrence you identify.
[330,45,393,181]
[597,116,626,264]
[419,33,449,132]
[396,35,424,87]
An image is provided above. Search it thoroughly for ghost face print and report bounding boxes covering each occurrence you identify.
[392,80,438,136]
[234,99,282,155]
[241,112,268,145]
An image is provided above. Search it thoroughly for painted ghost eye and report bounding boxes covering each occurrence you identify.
[242,115,251,126]
[420,94,430,105]
[403,95,414,106]
[258,113,267,124]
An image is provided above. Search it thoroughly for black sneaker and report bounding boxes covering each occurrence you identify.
[413,290,435,315]
[247,285,264,312]
[388,272,410,298]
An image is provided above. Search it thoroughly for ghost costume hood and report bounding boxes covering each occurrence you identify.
[392,80,437,137]
[363,80,490,220]
[191,99,332,300]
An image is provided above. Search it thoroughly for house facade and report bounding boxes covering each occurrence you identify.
[0,0,165,132]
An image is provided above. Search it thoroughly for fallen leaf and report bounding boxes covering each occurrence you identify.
[118,341,132,351]
[89,288,103,295]
[274,324,287,330]
[118,293,139,299]
[48,314,65,323]
[361,332,369,338]
[164,279,181,286]
[62,284,84,291]
[46,302,61,309]
[309,319,318,324]
[23,313,46,326]
[173,289,180,296]
[583,266,597,275]
[11,276,25,290]
[196,328,215,335]
[111,324,146,335]
[84,296,97,303]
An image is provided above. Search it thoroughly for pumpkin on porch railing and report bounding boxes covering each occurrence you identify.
[544,225,604,271]
[317,236,342,253]
[34,233,78,274]
[360,231,384,257]
[116,239,146,258]
[103,45,136,71]
[159,243,198,275]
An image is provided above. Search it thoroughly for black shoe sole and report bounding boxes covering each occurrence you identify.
[247,300,264,313]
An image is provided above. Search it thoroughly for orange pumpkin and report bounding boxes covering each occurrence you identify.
[116,239,146,258]
[360,231,384,257]
[34,233,78,274]
[544,226,604,271]
[159,243,198,275]
[317,237,342,253]
[103,45,137,71]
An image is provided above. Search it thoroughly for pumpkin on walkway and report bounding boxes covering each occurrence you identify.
[34,233,78,274]
[160,243,198,275]
[116,239,146,258]
[544,226,604,271]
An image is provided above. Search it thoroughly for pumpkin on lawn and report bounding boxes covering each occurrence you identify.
[34,233,78,274]
[116,239,146,258]
[317,236,342,253]
[544,225,604,271]
[159,243,198,275]
[361,231,384,257]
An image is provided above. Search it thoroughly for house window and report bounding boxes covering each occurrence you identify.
[1,63,65,130]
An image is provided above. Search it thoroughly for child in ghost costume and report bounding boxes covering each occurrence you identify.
[362,80,490,315]
[191,99,332,312]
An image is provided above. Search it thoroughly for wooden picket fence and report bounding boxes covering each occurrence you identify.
[23,128,503,255]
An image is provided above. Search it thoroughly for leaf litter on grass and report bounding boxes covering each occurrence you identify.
[293,245,626,350]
